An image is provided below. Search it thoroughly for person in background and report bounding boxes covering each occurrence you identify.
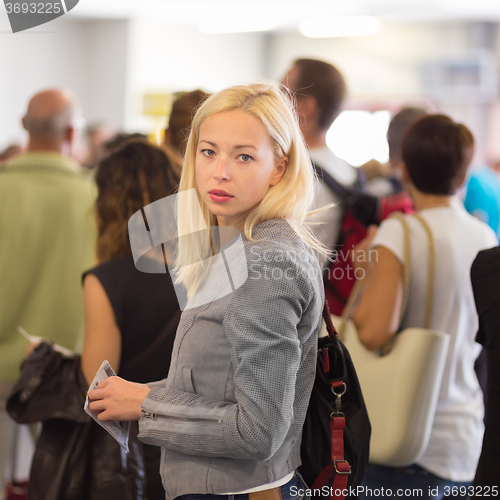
[88,82,325,500]
[470,246,500,489]
[463,161,500,405]
[362,106,427,197]
[164,89,210,157]
[104,132,148,153]
[81,139,181,500]
[464,160,500,241]
[81,122,115,170]
[162,89,210,176]
[351,114,497,497]
[0,88,95,500]
[282,58,358,265]
[0,143,22,164]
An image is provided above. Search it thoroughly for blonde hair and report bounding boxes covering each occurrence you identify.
[175,82,327,296]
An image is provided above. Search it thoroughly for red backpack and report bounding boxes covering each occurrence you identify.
[313,164,414,316]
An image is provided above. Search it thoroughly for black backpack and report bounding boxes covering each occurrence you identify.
[313,163,413,316]
[299,302,371,498]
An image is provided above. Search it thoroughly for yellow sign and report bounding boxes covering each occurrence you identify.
[143,93,173,117]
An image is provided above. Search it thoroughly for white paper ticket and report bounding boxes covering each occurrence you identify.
[84,360,130,453]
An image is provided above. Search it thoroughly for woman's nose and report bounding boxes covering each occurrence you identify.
[213,156,230,181]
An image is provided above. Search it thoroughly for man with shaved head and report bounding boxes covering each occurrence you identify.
[0,89,95,492]
[22,89,81,152]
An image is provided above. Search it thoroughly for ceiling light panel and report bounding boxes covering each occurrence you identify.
[300,15,381,38]
[199,12,278,34]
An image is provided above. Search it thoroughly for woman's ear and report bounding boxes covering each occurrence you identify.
[456,171,467,189]
[270,157,288,186]
[296,95,318,121]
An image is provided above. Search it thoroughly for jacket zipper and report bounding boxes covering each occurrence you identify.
[141,409,222,424]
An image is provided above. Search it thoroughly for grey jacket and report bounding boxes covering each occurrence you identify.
[138,219,324,499]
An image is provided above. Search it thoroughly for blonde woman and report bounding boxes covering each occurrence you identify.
[88,83,326,500]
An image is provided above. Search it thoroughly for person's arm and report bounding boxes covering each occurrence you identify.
[81,273,122,385]
[351,229,404,351]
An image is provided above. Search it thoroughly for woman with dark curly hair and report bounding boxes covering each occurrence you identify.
[82,139,181,500]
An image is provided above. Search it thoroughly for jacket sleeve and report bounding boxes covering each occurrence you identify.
[138,244,320,460]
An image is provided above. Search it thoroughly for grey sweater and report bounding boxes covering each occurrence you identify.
[138,219,324,499]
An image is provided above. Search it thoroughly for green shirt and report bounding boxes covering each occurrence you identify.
[0,152,96,381]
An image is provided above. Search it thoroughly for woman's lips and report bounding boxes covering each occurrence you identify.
[209,190,233,202]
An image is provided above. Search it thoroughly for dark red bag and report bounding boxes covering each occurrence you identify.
[6,481,28,500]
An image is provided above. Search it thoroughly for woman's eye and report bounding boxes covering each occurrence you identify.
[238,154,253,162]
[201,149,215,157]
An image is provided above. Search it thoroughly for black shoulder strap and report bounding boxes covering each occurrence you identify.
[312,162,351,201]
[356,167,367,189]
[312,161,380,227]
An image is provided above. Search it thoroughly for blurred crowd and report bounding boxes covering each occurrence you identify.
[1,58,500,500]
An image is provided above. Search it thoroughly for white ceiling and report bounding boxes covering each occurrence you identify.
[72,0,500,27]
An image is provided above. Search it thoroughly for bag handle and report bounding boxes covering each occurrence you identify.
[316,301,351,500]
[390,214,411,325]
[392,213,436,329]
[321,301,347,394]
[413,214,436,329]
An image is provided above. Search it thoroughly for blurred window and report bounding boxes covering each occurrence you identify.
[326,110,390,166]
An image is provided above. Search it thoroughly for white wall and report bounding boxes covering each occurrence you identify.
[124,19,266,131]
[78,19,129,130]
[0,17,87,149]
[0,16,129,150]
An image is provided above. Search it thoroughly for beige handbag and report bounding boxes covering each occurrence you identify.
[321,214,450,467]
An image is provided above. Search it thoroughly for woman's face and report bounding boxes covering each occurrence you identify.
[195,109,287,232]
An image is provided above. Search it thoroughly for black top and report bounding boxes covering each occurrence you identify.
[471,246,500,488]
[83,254,181,384]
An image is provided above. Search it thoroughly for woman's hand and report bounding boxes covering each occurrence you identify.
[88,376,151,421]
